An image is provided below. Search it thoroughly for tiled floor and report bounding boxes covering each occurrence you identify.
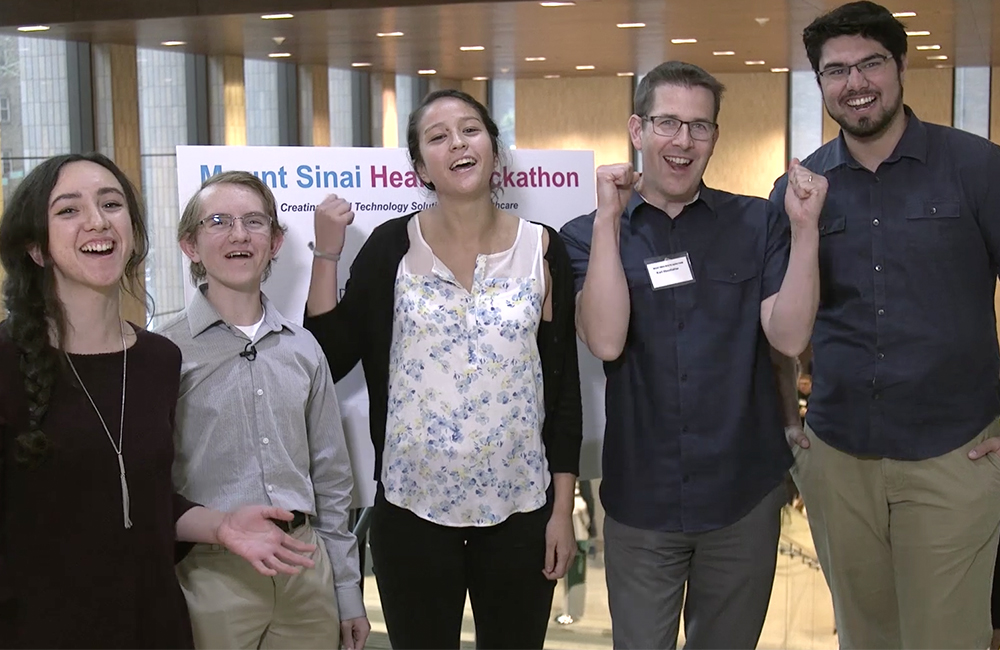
[361,506,838,649]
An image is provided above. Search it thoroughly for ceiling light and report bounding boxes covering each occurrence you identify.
[617,23,646,29]
[713,51,736,56]
[927,55,948,60]
[671,38,697,44]
[351,62,372,67]
[376,31,404,37]
[575,65,595,70]
[905,30,930,36]
[500,67,510,73]
[261,13,294,20]
[268,52,292,58]
[892,11,917,18]
[617,72,635,77]
[544,74,560,79]
[525,56,546,62]
[755,17,770,25]
[472,76,488,81]
[539,2,575,6]
[916,44,941,50]
[935,64,952,69]
[460,46,485,51]
[161,40,186,47]
[745,60,766,65]
[418,69,437,75]
[17,25,50,32]
[771,67,789,73]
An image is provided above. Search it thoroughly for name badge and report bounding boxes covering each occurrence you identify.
[645,253,695,290]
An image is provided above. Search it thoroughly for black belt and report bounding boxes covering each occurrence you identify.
[274,510,309,533]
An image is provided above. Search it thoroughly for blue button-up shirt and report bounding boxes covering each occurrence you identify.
[561,187,793,533]
[770,107,1000,460]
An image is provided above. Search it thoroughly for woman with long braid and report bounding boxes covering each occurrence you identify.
[0,153,316,648]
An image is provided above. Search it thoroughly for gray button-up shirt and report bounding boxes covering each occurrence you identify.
[160,288,364,620]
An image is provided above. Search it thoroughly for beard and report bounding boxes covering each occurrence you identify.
[830,89,903,140]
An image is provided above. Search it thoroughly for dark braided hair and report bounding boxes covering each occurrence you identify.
[0,153,149,466]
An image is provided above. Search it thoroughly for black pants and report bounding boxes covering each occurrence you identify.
[369,495,556,649]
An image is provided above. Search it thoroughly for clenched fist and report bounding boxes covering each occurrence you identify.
[313,193,355,255]
[595,163,641,222]
[784,159,827,232]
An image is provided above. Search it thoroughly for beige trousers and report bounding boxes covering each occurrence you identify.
[176,523,340,650]
[792,421,1000,649]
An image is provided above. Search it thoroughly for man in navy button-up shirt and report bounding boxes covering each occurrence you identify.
[561,61,824,650]
[770,3,1000,648]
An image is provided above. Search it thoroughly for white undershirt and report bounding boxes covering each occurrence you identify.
[233,308,266,341]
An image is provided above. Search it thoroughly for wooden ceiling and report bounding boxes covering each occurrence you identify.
[0,0,991,79]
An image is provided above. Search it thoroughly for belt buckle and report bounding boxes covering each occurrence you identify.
[276,510,307,534]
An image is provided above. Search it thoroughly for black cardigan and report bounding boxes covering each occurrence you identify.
[304,213,583,482]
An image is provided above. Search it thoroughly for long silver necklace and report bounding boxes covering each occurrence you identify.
[65,321,132,529]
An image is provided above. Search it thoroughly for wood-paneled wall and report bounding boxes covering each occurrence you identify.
[514,76,632,169]
[703,72,788,199]
[107,44,146,325]
[222,56,247,145]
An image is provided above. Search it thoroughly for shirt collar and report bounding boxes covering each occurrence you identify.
[187,284,290,339]
[623,182,717,222]
[823,105,927,172]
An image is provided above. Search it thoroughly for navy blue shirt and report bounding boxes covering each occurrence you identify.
[770,107,1000,460]
[560,187,793,533]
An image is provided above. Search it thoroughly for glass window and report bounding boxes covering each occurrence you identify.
[0,35,71,205]
[137,47,188,328]
[329,67,353,146]
[244,58,280,146]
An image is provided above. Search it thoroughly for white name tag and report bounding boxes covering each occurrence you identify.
[645,253,696,290]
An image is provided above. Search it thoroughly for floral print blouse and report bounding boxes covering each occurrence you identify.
[381,215,550,526]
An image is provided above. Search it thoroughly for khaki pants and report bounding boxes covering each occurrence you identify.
[792,422,1000,649]
[177,523,340,650]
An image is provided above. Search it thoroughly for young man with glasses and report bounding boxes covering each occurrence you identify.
[560,60,824,648]
[769,2,1000,647]
[161,171,370,650]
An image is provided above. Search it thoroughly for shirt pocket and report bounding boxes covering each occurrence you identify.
[904,198,962,256]
[703,261,759,322]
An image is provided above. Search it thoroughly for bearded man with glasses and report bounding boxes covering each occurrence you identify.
[560,60,824,649]
[768,2,1000,648]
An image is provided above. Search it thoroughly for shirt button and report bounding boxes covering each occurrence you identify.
[681,373,688,382]
[682,475,690,483]
[873,219,880,226]
[873,392,881,400]
[267,484,274,492]
[262,437,270,444]
[678,321,685,331]
[877,353,884,360]
[930,207,937,215]
[682,425,689,432]
[874,264,882,272]
[878,308,885,316]
[256,388,264,396]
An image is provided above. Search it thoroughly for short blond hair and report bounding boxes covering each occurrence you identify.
[178,170,288,285]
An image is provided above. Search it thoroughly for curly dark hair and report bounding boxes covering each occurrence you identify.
[0,152,148,466]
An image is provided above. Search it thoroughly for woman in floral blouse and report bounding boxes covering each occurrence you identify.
[303,89,582,649]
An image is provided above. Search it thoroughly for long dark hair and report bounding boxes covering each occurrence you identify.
[405,89,506,195]
[0,153,148,466]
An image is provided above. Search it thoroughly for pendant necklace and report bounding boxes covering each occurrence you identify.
[65,321,132,529]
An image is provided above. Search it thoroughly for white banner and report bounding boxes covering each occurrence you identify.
[175,145,606,506]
